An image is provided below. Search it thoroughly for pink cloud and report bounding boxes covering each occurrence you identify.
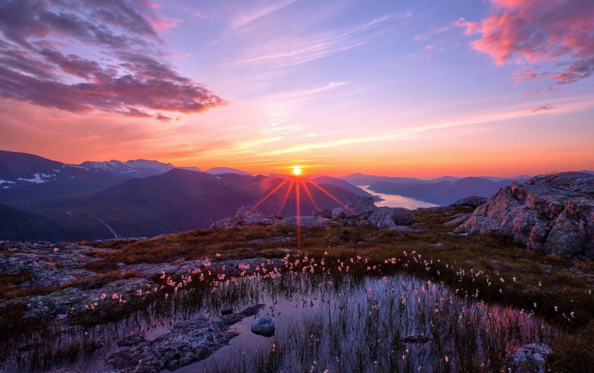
[457,0,594,85]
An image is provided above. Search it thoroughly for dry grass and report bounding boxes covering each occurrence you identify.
[85,207,594,371]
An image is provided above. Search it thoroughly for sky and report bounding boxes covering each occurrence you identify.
[0,0,593,178]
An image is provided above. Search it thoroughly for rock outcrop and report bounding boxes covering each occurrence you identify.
[367,207,415,229]
[210,206,280,229]
[449,196,488,208]
[332,196,377,219]
[276,216,326,228]
[313,208,333,218]
[455,172,594,258]
[108,305,264,373]
[505,343,552,373]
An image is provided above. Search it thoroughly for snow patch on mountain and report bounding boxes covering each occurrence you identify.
[18,173,51,183]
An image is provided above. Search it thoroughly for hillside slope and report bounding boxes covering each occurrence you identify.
[6,171,359,240]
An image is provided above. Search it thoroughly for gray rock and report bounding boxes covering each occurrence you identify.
[443,213,471,226]
[450,196,489,208]
[108,305,264,373]
[0,241,99,289]
[332,196,377,220]
[313,208,333,218]
[367,207,414,229]
[251,316,275,336]
[117,333,146,347]
[23,277,154,320]
[505,343,552,373]
[210,207,279,229]
[388,226,417,233]
[276,216,326,229]
[455,172,594,258]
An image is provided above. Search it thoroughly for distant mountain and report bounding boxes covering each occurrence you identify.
[429,176,460,183]
[340,173,424,186]
[2,170,358,241]
[312,176,381,201]
[368,177,528,205]
[0,151,130,204]
[205,167,252,176]
[0,150,63,186]
[479,175,531,182]
[80,159,202,178]
[580,170,594,176]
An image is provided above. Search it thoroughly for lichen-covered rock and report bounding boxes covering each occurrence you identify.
[313,208,333,218]
[443,213,472,226]
[505,343,552,373]
[276,216,326,228]
[108,305,264,373]
[23,277,154,320]
[251,316,275,336]
[0,241,98,288]
[332,196,377,220]
[367,207,414,229]
[455,172,594,258]
[210,207,279,229]
[449,196,489,208]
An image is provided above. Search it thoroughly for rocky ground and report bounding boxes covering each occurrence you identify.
[1,173,594,372]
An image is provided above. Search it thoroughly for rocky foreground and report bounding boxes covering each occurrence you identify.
[456,172,594,259]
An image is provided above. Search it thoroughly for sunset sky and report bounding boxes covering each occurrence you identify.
[1,0,593,177]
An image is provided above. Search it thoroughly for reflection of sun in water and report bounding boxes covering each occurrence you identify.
[292,166,302,176]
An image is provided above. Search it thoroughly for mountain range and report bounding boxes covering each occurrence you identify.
[0,151,359,241]
[366,177,530,205]
[2,149,591,242]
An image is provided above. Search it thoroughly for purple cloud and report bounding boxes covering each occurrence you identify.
[532,104,554,113]
[0,0,225,118]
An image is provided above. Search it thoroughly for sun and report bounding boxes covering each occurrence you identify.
[292,166,302,176]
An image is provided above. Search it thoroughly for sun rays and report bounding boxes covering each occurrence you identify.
[231,168,372,250]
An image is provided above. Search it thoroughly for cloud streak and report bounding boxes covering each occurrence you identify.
[263,96,594,155]
[234,16,392,68]
[0,0,225,119]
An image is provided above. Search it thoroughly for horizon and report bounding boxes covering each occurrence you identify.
[1,148,588,180]
[1,0,593,178]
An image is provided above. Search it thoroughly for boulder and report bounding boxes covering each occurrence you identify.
[368,207,415,229]
[455,172,594,258]
[332,196,377,220]
[505,343,552,373]
[251,316,275,336]
[276,216,326,229]
[210,207,279,229]
[443,213,471,226]
[449,196,489,208]
[313,208,333,218]
[108,305,264,372]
